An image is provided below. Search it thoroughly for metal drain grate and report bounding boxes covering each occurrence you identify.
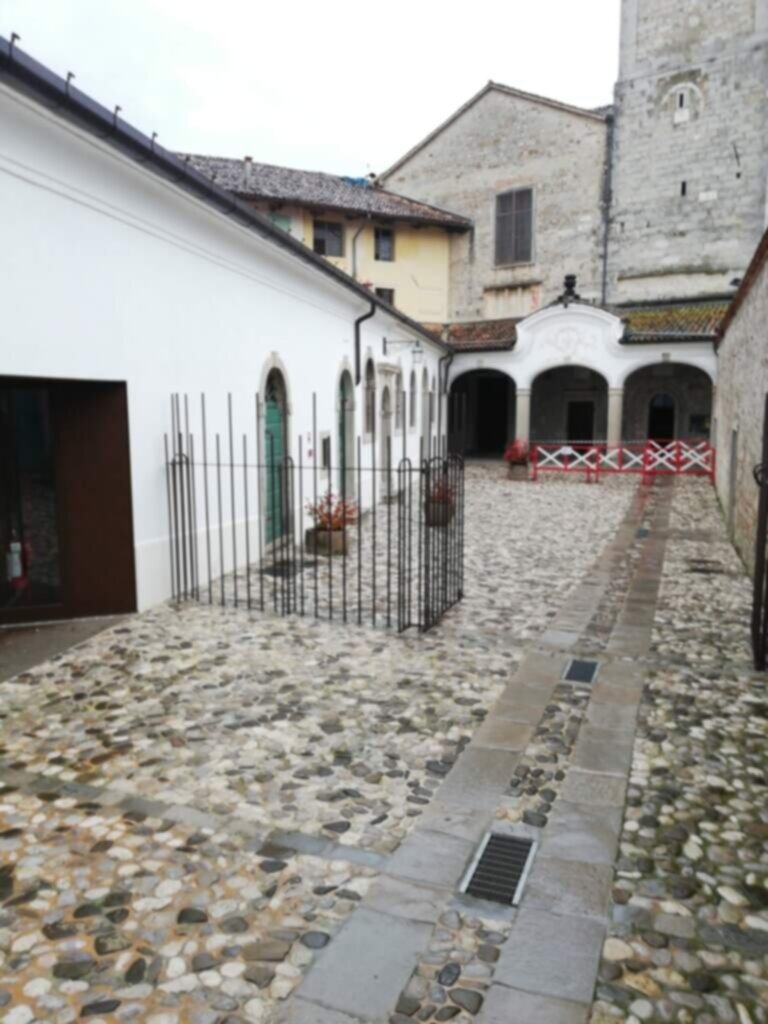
[460,833,536,906]
[564,658,599,684]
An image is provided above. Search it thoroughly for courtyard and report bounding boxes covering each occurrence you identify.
[0,468,765,1024]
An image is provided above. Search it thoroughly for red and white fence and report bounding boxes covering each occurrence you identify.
[530,440,715,484]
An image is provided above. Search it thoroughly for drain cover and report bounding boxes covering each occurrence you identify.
[564,658,599,684]
[460,833,536,906]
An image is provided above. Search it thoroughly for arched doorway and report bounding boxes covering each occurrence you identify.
[648,393,676,441]
[530,366,608,443]
[449,370,516,457]
[623,364,713,441]
[380,386,393,495]
[338,370,355,498]
[265,368,288,544]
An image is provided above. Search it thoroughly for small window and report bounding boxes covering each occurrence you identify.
[681,181,688,197]
[679,92,685,109]
[313,220,344,257]
[269,212,292,234]
[375,287,395,305]
[495,188,533,265]
[374,227,395,261]
[321,434,331,472]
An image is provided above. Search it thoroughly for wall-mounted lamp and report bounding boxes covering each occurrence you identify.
[382,338,424,363]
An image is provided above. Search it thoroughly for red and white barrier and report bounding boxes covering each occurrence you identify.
[530,440,715,484]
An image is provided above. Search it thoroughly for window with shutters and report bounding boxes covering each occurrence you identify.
[494,188,533,265]
[313,219,344,257]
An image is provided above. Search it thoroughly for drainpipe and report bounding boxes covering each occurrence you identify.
[600,112,616,307]
[354,300,376,385]
[351,216,371,280]
[438,351,454,451]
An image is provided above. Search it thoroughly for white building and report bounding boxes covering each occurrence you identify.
[0,38,447,626]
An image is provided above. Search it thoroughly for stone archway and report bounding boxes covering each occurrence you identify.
[623,364,713,441]
[449,370,516,456]
[530,366,608,443]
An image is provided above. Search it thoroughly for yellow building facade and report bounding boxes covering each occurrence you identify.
[250,204,453,323]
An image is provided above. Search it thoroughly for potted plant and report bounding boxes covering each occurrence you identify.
[305,493,357,555]
[425,477,455,527]
[503,439,530,481]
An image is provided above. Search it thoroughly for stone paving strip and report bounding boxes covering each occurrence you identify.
[591,479,768,1024]
[270,480,672,1023]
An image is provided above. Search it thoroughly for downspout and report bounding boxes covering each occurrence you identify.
[354,301,376,385]
[600,112,616,307]
[438,351,454,451]
[351,215,371,280]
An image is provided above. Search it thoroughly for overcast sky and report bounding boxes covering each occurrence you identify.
[3,0,620,176]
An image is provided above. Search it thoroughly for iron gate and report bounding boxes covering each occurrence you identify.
[165,393,464,633]
[752,394,768,669]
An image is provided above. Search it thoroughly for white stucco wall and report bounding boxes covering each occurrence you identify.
[0,84,445,612]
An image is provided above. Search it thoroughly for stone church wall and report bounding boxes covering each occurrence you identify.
[383,88,608,321]
[608,0,768,303]
[715,235,768,573]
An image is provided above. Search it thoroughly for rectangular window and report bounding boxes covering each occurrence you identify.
[313,220,344,257]
[269,212,293,234]
[374,227,395,261]
[495,188,533,265]
[375,287,395,305]
[321,434,331,471]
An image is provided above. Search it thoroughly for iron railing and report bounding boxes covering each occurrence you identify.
[165,393,464,633]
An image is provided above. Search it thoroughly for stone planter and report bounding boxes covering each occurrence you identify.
[305,527,348,556]
[425,500,455,528]
[506,463,529,481]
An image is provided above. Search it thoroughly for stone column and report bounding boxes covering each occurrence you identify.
[516,389,532,442]
[608,388,624,445]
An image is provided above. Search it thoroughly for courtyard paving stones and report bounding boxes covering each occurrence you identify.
[591,479,768,1024]
[0,467,636,1023]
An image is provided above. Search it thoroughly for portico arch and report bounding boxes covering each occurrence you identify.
[449,369,516,456]
[622,363,713,441]
[530,365,608,443]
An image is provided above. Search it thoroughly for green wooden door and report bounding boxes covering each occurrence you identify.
[265,397,284,544]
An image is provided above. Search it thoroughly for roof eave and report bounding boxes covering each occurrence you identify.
[0,36,451,354]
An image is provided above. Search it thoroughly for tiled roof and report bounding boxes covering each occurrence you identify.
[425,300,728,354]
[423,318,519,351]
[618,300,731,342]
[181,155,471,228]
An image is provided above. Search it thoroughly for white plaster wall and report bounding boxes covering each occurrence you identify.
[0,85,445,611]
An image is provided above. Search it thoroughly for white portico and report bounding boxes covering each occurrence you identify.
[448,302,717,454]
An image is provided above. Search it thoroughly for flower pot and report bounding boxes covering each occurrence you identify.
[506,463,529,481]
[425,499,455,528]
[305,527,348,556]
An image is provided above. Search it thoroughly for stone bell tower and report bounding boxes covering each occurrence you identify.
[606,0,768,304]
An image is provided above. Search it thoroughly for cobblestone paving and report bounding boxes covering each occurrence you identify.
[392,911,511,1022]
[0,468,635,1023]
[0,788,373,1024]
[592,479,768,1024]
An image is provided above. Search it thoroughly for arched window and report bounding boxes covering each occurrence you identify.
[364,359,376,435]
[409,370,417,428]
[395,371,403,430]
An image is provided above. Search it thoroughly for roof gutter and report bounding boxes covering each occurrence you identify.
[0,35,451,356]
